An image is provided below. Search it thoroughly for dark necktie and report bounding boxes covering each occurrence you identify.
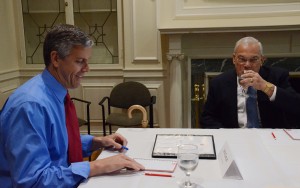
[65,92,83,163]
[246,86,260,128]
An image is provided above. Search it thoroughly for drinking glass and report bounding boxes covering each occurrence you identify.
[238,76,248,97]
[177,144,199,188]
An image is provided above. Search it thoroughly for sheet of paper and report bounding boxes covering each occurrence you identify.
[283,129,300,140]
[134,158,177,173]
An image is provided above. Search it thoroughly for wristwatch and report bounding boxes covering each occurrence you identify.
[263,82,274,93]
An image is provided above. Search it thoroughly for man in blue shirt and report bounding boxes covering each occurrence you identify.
[0,24,144,187]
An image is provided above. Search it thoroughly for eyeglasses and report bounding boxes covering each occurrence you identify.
[235,55,261,64]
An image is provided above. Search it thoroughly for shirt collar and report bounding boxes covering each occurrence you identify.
[236,76,242,88]
[41,69,67,104]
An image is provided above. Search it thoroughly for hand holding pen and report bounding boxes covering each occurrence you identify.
[88,133,144,178]
[90,133,129,152]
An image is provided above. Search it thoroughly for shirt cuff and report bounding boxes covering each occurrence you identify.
[71,161,90,179]
[269,86,277,101]
[81,135,94,157]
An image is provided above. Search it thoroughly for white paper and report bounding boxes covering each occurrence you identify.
[134,158,177,172]
[284,129,300,140]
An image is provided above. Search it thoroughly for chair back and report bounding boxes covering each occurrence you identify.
[110,81,151,109]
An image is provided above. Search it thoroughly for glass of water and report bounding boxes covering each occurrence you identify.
[238,76,248,97]
[177,144,199,188]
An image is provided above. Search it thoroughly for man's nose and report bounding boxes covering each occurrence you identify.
[82,63,89,72]
[243,60,252,66]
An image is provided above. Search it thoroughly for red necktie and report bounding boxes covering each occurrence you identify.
[65,92,83,163]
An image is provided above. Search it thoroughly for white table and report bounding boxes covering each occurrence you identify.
[79,128,300,188]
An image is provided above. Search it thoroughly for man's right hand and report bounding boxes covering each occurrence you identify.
[88,154,145,177]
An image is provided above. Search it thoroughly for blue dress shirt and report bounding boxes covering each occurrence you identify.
[0,69,93,188]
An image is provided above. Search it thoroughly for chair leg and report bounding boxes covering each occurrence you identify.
[103,121,107,136]
[87,123,91,135]
[109,125,112,135]
[149,105,154,128]
[88,119,91,161]
[87,104,91,135]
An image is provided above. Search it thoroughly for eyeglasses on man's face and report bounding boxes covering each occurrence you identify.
[235,55,261,65]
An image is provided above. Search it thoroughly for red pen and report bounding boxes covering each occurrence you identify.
[271,132,277,140]
[144,173,172,177]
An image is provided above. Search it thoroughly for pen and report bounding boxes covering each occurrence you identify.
[121,146,129,150]
[144,173,172,177]
[271,132,276,140]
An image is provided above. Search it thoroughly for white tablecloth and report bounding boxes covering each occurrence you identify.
[79,128,300,188]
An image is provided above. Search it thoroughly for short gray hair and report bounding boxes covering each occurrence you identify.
[43,24,93,67]
[233,36,263,55]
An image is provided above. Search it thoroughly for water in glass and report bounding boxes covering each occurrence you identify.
[177,144,199,188]
[238,76,248,97]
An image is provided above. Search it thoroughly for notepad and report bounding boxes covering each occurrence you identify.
[283,129,300,140]
[134,158,177,173]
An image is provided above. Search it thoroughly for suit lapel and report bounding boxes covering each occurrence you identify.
[225,70,239,126]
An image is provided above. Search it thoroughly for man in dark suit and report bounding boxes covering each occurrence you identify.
[201,36,300,129]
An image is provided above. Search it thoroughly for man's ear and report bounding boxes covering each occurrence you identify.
[232,53,236,65]
[261,56,266,66]
[50,51,60,68]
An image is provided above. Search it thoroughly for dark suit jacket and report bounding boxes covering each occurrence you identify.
[201,66,300,129]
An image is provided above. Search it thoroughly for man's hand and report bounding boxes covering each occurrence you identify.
[240,70,275,97]
[91,133,128,152]
[89,154,145,177]
[240,70,268,91]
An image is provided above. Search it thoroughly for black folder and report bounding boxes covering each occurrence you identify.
[151,134,216,160]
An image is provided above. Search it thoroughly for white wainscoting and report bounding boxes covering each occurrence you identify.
[0,69,20,108]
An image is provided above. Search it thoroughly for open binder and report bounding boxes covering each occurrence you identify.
[151,134,216,159]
